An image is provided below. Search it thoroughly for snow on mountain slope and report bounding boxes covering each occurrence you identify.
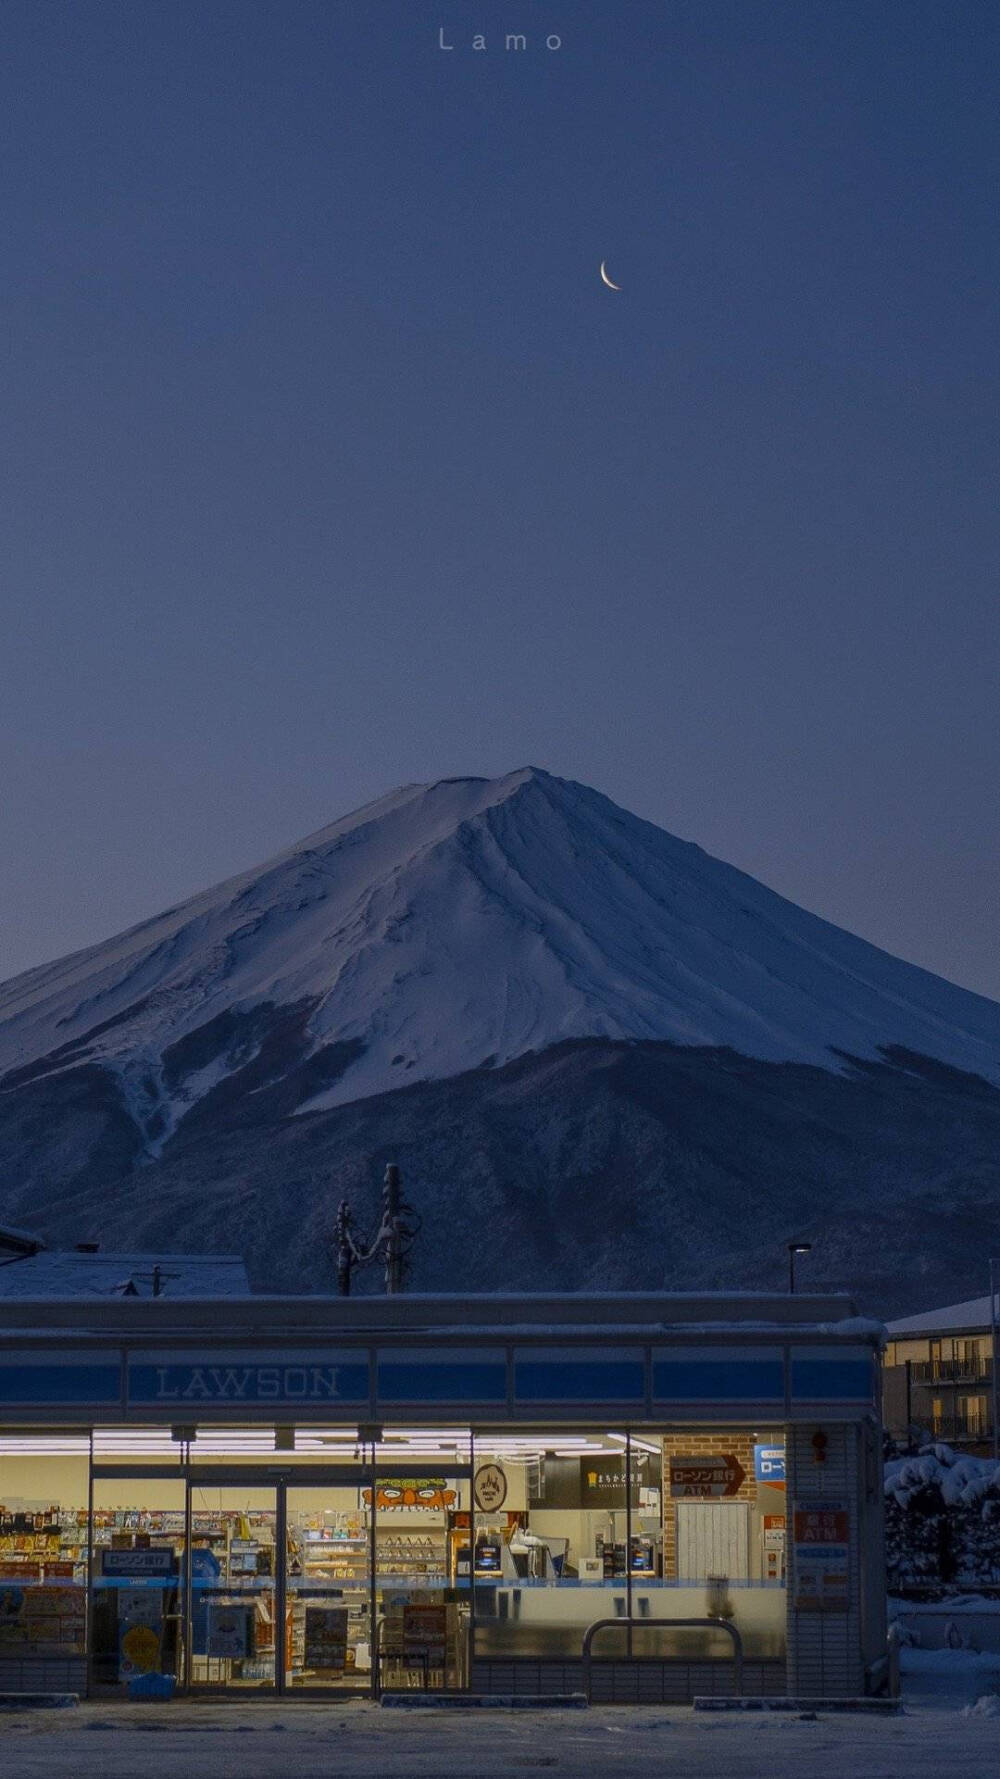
[1,767,998,1138]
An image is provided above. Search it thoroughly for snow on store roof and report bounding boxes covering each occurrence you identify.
[0,1249,250,1298]
[886,1297,995,1337]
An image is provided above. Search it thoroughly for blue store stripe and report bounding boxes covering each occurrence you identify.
[0,1364,121,1404]
[791,1358,873,1400]
[514,1360,645,1402]
[652,1359,784,1401]
[377,1361,507,1402]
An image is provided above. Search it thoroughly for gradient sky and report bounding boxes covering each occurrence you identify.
[2,0,998,996]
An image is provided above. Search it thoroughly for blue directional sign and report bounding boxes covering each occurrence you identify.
[754,1443,786,1485]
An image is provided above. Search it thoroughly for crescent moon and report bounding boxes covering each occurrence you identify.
[600,260,622,291]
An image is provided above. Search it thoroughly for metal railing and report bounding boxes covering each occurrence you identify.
[923,1414,993,1443]
[911,1358,993,1385]
[581,1616,744,1701]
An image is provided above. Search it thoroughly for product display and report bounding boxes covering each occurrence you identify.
[0,1505,87,1654]
[375,1528,448,1586]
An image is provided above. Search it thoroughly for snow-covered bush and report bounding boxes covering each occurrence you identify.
[885,1445,1000,1589]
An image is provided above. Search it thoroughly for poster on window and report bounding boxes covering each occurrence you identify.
[792,1498,850,1613]
[304,1605,348,1670]
[118,1586,164,1679]
[206,1600,254,1658]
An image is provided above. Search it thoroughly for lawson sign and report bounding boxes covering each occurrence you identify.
[127,1350,371,1408]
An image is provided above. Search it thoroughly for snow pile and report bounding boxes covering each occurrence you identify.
[963,1692,1000,1717]
[886,1446,1000,1510]
[1,767,999,1122]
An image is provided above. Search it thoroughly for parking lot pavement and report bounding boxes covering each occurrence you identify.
[3,1694,1000,1779]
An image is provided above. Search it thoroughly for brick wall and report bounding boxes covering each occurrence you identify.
[660,1431,758,1579]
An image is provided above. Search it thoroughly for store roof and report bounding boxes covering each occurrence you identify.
[0,1223,46,1257]
[0,1287,872,1341]
[886,1296,995,1338]
[0,1248,250,1299]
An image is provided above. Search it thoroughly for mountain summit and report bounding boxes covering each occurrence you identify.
[1,768,999,1154]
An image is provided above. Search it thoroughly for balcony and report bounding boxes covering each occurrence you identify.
[909,1357,994,1386]
[921,1413,993,1445]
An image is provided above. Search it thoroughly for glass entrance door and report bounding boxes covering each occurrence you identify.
[87,1461,471,1696]
[187,1465,371,1694]
[286,1480,371,1689]
[187,1475,279,1690]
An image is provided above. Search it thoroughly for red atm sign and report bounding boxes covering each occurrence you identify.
[793,1502,849,1544]
[669,1456,746,1498]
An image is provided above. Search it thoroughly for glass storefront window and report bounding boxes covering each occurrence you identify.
[4,1421,789,1692]
[471,1432,630,1661]
[469,1428,787,1668]
[90,1475,187,1695]
[370,1467,469,1691]
[0,1439,90,1687]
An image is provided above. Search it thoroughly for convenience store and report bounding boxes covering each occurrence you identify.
[0,1289,887,1701]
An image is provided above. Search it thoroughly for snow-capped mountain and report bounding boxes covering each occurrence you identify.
[1,767,998,1146]
[2,768,999,1312]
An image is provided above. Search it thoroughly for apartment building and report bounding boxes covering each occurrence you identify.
[884,1296,996,1454]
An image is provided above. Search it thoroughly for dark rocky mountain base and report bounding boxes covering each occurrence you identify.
[2,1036,998,1316]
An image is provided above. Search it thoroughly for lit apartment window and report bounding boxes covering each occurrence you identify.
[959,1396,987,1436]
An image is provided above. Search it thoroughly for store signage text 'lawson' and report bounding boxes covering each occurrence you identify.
[154,1366,341,1401]
[128,1353,370,1407]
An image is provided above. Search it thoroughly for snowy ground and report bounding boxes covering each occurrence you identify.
[4,1653,1000,1779]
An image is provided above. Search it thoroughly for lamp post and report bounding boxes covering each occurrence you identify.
[788,1242,812,1294]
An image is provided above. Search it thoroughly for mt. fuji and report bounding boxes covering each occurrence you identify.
[2,769,999,1310]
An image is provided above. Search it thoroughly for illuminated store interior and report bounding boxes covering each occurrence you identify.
[0,1423,789,1693]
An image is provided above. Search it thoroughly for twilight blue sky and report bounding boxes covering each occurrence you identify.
[2,0,998,995]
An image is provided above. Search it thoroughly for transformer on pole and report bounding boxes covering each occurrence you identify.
[335,1164,421,1296]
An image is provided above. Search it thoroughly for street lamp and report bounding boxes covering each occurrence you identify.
[788,1242,812,1294]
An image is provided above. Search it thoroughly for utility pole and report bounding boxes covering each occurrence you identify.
[335,1200,356,1297]
[982,1252,989,1458]
[335,1164,421,1297]
[383,1164,405,1295]
[991,1257,999,1463]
